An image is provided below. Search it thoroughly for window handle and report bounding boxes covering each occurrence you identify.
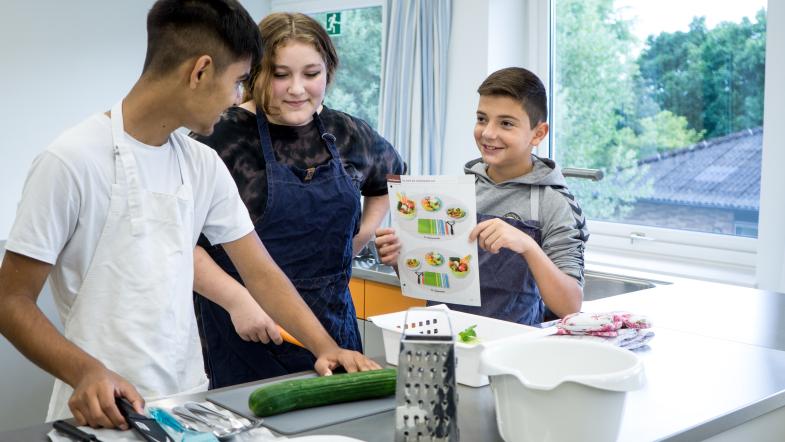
[630,232,655,244]
[562,168,604,181]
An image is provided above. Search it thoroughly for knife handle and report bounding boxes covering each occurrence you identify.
[278,326,305,348]
[52,420,99,441]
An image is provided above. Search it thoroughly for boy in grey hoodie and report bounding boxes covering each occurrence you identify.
[376,67,587,325]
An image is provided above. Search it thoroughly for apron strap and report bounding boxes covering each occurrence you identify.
[530,185,539,222]
[110,101,146,236]
[255,108,340,164]
[110,101,188,236]
[312,112,341,160]
[255,108,278,164]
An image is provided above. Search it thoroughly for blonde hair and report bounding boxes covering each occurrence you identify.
[247,12,339,117]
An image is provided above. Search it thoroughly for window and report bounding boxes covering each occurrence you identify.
[272,1,384,129]
[552,0,766,238]
[545,0,768,282]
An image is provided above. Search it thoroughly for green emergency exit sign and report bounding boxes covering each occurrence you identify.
[325,12,341,35]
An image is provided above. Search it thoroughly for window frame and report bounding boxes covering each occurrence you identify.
[534,0,778,286]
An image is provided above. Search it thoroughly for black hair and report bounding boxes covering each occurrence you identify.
[477,67,547,129]
[143,0,262,76]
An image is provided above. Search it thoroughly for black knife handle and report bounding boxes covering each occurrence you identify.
[52,420,99,442]
[115,397,174,442]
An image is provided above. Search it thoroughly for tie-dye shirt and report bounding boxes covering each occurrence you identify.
[192,105,405,224]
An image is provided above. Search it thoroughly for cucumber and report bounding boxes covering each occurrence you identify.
[248,368,397,417]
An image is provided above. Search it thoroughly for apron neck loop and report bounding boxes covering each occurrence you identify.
[109,101,188,235]
[312,112,340,159]
[255,108,340,162]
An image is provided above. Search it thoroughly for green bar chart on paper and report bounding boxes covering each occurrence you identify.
[418,219,447,235]
[421,272,449,288]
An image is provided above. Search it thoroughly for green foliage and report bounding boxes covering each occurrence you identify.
[637,10,766,139]
[635,111,704,158]
[554,1,765,220]
[311,7,383,129]
[554,0,650,219]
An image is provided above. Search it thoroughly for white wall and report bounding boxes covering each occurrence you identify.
[442,0,490,175]
[487,0,527,71]
[442,0,532,175]
[0,0,270,240]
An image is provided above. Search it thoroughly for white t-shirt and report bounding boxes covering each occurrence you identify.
[6,113,253,321]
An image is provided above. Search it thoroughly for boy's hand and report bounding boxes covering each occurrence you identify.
[69,366,144,430]
[470,218,537,255]
[227,291,282,344]
[374,227,401,267]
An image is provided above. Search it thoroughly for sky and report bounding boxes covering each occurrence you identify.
[615,0,767,49]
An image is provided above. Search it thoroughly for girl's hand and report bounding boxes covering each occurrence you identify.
[374,227,401,266]
[227,292,282,344]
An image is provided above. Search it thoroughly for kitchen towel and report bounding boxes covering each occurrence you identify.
[556,311,652,334]
[552,328,655,350]
[554,311,654,349]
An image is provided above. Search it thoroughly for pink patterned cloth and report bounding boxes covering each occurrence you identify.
[554,311,654,349]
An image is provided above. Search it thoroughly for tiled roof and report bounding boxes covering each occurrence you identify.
[633,127,762,211]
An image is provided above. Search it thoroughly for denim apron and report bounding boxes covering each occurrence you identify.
[435,186,545,325]
[196,110,362,388]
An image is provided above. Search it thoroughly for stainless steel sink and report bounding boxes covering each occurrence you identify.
[583,270,664,301]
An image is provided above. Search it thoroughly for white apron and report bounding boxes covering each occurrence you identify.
[46,102,208,421]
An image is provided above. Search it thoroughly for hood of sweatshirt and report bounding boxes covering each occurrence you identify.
[464,155,567,187]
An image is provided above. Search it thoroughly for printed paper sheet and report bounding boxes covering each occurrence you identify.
[387,175,481,306]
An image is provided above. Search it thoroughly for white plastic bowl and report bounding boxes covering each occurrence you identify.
[480,337,645,442]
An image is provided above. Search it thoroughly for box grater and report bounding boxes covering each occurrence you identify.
[394,308,459,441]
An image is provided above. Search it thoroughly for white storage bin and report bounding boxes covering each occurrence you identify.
[368,304,551,387]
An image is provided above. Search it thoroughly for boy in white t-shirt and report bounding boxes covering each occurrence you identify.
[0,0,378,430]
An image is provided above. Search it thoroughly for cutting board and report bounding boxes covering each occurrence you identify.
[206,375,395,435]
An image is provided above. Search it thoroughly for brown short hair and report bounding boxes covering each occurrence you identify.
[477,67,547,129]
[248,12,339,116]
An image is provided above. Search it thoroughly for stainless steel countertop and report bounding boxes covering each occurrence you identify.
[582,279,785,352]
[6,278,785,441]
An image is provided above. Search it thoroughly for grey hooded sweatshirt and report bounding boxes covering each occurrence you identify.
[465,155,588,286]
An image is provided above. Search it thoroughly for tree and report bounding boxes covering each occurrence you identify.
[312,7,383,129]
[554,2,766,220]
[637,10,766,139]
[635,111,704,158]
[554,0,651,219]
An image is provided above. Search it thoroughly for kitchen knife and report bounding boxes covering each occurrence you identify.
[278,325,305,348]
[116,397,174,442]
[52,420,101,442]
